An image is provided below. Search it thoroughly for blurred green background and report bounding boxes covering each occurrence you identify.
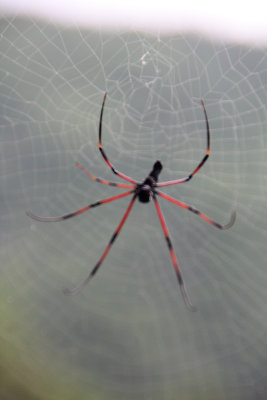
[0,17,267,399]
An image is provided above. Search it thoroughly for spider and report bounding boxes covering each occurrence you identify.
[26,92,236,311]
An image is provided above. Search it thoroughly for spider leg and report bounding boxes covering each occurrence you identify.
[153,194,196,311]
[64,193,137,295]
[156,99,210,188]
[75,161,135,188]
[98,93,137,185]
[26,190,134,222]
[156,190,236,229]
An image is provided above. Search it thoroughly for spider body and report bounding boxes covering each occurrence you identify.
[137,160,162,203]
[26,93,236,310]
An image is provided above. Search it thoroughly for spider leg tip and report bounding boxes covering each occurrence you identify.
[180,282,197,311]
[184,296,197,312]
[230,210,237,224]
[221,210,236,230]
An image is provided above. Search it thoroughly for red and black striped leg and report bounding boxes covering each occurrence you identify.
[187,99,210,180]
[156,99,210,188]
[98,93,137,185]
[156,191,236,230]
[64,194,137,296]
[153,195,196,311]
[26,190,134,222]
[75,161,135,189]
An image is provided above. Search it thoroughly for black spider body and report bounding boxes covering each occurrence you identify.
[138,161,162,203]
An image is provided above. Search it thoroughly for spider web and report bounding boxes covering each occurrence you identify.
[0,14,267,400]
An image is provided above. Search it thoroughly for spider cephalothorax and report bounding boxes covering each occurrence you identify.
[27,93,236,310]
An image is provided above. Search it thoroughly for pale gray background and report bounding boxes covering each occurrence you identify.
[0,17,267,400]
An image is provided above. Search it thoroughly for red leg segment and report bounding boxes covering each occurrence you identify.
[64,194,137,295]
[153,195,196,311]
[75,161,135,188]
[98,93,137,185]
[26,190,134,222]
[156,191,236,230]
